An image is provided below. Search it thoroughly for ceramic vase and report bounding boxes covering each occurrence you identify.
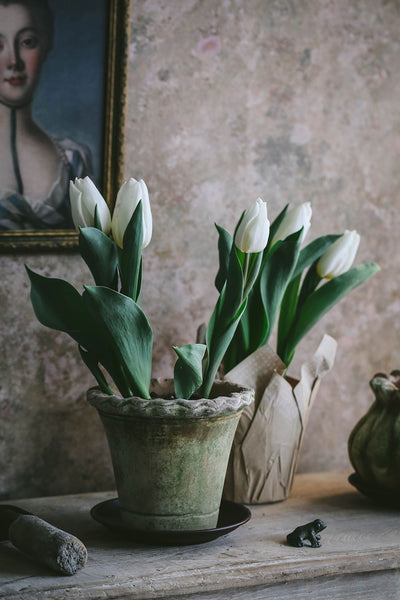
[222,335,337,504]
[348,370,400,496]
[88,379,253,531]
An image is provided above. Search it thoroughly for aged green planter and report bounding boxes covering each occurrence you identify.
[88,379,254,531]
[348,370,400,493]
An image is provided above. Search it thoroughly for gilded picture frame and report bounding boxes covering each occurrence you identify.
[0,0,130,251]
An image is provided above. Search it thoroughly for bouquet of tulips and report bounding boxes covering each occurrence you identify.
[221,203,379,372]
[27,177,269,400]
[26,176,379,400]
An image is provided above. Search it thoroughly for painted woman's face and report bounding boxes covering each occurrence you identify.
[0,4,47,107]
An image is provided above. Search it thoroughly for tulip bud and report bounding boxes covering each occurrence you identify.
[270,202,312,247]
[234,198,270,253]
[69,177,111,233]
[317,230,360,279]
[111,178,152,249]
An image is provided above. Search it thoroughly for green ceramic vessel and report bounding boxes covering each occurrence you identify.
[88,379,254,532]
[348,370,400,493]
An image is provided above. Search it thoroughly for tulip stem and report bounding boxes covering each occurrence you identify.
[243,254,250,290]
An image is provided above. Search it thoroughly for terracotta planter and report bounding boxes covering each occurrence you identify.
[88,379,253,531]
[222,335,337,504]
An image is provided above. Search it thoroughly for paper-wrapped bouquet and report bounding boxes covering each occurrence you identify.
[215,202,379,503]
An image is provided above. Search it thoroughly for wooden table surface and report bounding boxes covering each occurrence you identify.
[1,471,400,600]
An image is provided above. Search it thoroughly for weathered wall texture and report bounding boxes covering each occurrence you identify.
[1,0,399,499]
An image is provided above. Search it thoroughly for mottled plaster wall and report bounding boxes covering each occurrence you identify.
[1,0,399,499]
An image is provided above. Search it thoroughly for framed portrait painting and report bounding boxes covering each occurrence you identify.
[0,0,130,251]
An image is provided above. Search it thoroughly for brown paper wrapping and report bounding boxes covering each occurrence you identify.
[222,335,337,504]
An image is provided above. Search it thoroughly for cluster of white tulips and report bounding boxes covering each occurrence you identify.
[69,176,153,249]
[26,175,378,400]
[69,176,361,284]
[235,199,361,280]
[27,177,270,399]
[221,197,377,370]
[68,175,376,371]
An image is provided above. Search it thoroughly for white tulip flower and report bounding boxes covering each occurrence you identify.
[317,230,360,279]
[111,178,152,249]
[69,177,111,233]
[270,202,312,247]
[234,198,270,253]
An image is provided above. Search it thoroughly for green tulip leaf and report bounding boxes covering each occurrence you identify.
[223,282,268,372]
[214,225,233,293]
[173,343,207,399]
[79,227,118,288]
[204,233,266,392]
[243,251,263,299]
[281,262,380,366]
[276,234,342,364]
[208,244,244,352]
[118,201,143,301]
[259,229,303,345]
[265,204,288,252]
[26,266,134,396]
[83,286,153,399]
[233,210,245,242]
[79,346,113,395]
[222,289,268,372]
[296,261,322,309]
[222,245,245,318]
[202,296,247,398]
[276,273,301,362]
[26,266,93,344]
[224,230,302,370]
[93,204,102,230]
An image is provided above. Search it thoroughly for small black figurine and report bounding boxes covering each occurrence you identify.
[286,519,326,548]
